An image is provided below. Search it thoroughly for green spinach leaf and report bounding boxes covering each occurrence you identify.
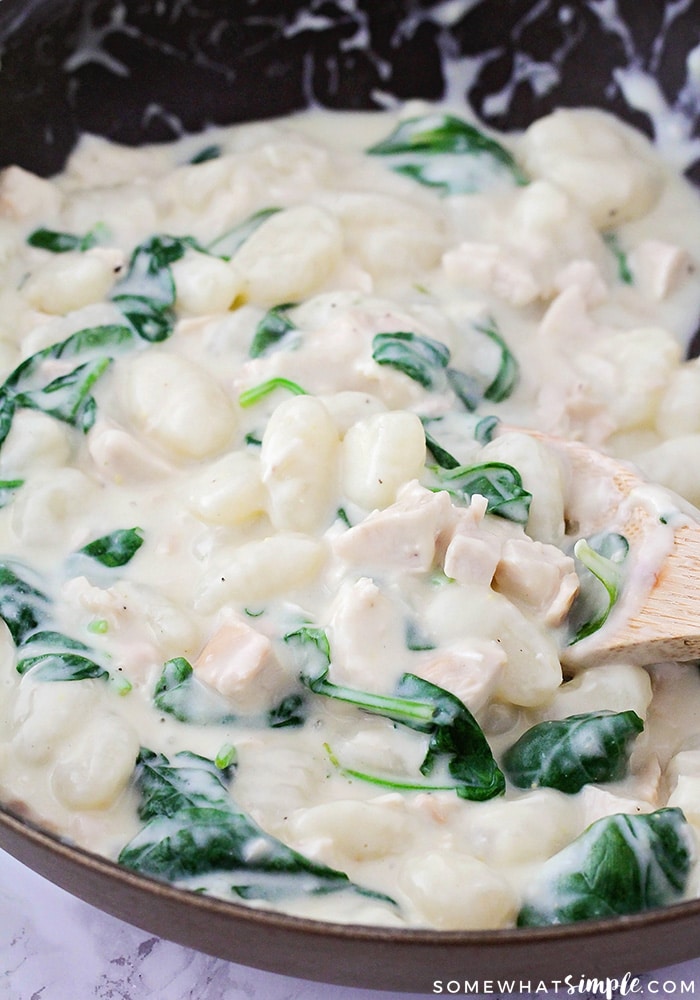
[111,234,198,342]
[238,377,307,408]
[433,461,532,525]
[568,532,629,644]
[286,626,504,801]
[119,748,392,903]
[207,207,282,259]
[367,113,528,194]
[79,527,144,568]
[0,563,50,645]
[153,657,236,725]
[27,226,105,253]
[249,303,298,358]
[503,710,644,794]
[518,808,693,926]
[372,331,450,389]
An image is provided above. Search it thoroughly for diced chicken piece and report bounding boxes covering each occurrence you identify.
[629,239,693,300]
[328,577,408,692]
[553,259,607,305]
[0,165,62,219]
[442,242,540,307]
[60,576,200,675]
[577,785,652,830]
[492,537,579,627]
[194,616,287,715]
[332,480,457,573]
[88,420,175,483]
[441,493,501,587]
[414,639,506,712]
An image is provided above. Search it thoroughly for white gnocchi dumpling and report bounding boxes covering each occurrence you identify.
[260,394,341,533]
[290,798,408,863]
[23,248,123,315]
[51,711,139,811]
[172,249,240,315]
[519,108,662,228]
[120,350,237,459]
[231,205,343,305]
[188,451,266,526]
[424,583,562,708]
[481,431,566,545]
[399,849,518,930]
[197,532,326,608]
[341,410,426,510]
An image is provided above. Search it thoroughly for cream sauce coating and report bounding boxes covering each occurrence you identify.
[1,103,700,929]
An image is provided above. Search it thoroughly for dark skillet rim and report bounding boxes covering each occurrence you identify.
[3,794,700,949]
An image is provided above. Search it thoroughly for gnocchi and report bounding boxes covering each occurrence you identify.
[0,101,700,934]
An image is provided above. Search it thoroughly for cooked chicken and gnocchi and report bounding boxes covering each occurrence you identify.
[1,103,700,929]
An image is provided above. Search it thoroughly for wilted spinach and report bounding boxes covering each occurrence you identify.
[0,562,124,688]
[285,625,504,801]
[119,747,392,903]
[568,532,629,644]
[433,461,532,525]
[27,225,106,253]
[79,527,144,568]
[518,808,692,926]
[367,113,528,194]
[372,331,450,389]
[503,710,644,794]
[206,207,281,259]
[249,303,298,358]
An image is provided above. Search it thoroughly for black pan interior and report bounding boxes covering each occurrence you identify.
[1,0,699,178]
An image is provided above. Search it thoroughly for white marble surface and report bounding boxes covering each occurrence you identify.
[2,845,699,1000]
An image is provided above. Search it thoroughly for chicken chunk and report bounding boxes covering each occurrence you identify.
[332,480,457,573]
[194,616,288,715]
[493,536,579,627]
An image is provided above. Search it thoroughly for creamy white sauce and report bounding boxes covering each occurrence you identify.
[1,101,700,930]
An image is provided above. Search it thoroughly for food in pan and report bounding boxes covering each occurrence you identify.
[1,103,700,929]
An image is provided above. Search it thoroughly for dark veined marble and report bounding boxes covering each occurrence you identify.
[1,0,700,178]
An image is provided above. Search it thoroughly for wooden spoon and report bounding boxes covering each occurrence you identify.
[513,430,700,670]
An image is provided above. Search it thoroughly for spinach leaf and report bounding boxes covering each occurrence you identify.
[603,232,634,285]
[0,323,137,452]
[267,692,307,729]
[79,527,144,568]
[238,377,307,408]
[189,144,222,164]
[433,461,532,525]
[518,808,692,926]
[422,425,460,470]
[27,226,104,253]
[367,113,528,194]
[474,415,500,445]
[286,626,504,801]
[111,234,198,342]
[16,651,109,682]
[0,479,24,508]
[119,748,392,903]
[503,710,644,794]
[0,563,50,645]
[154,657,307,729]
[153,657,236,725]
[568,532,629,644]
[444,367,482,411]
[207,207,282,259]
[249,303,297,358]
[372,331,450,389]
[0,564,127,689]
[14,356,111,433]
[473,318,520,403]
